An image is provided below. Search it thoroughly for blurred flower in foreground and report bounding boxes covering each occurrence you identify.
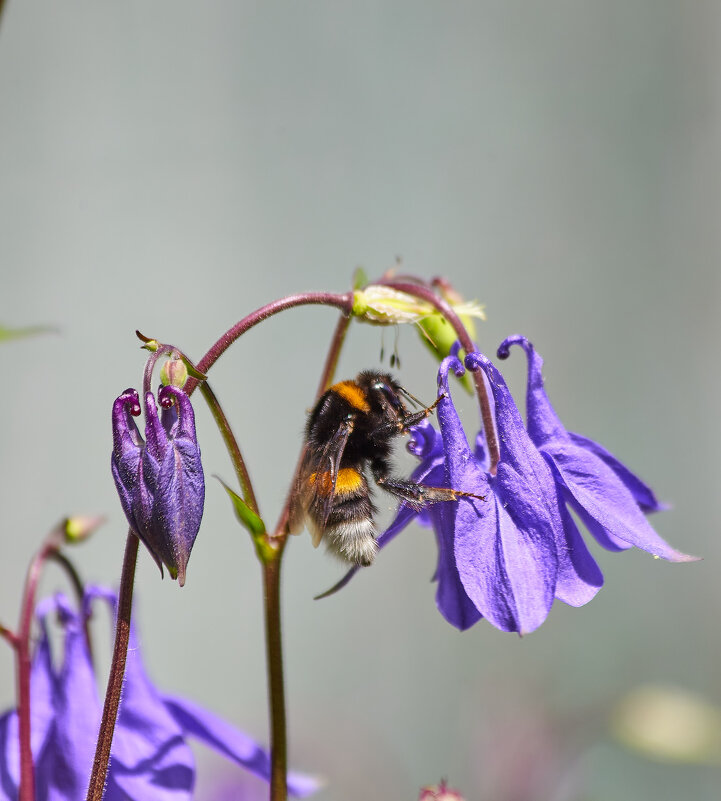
[111,384,205,586]
[0,588,318,799]
[418,779,465,800]
[612,684,721,765]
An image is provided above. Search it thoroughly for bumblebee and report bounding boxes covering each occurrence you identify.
[293,370,483,566]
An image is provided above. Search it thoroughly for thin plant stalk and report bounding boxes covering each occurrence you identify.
[382,279,500,474]
[85,533,139,801]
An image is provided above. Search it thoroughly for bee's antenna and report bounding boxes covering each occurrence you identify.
[398,385,424,409]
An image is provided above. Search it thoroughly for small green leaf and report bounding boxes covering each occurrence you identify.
[352,267,369,290]
[216,476,274,562]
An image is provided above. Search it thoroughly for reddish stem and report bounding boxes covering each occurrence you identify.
[86,532,139,801]
[184,292,354,396]
[16,525,66,801]
[382,280,500,474]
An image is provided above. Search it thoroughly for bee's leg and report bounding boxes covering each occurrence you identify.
[399,394,445,431]
[370,395,447,441]
[374,475,485,510]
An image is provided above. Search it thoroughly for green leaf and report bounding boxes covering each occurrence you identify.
[216,476,274,562]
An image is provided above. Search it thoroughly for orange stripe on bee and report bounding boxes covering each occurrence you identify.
[331,381,370,412]
[308,468,363,497]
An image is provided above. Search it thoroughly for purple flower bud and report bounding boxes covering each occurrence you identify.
[111,384,205,586]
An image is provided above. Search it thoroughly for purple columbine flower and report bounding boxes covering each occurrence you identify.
[324,348,602,634]
[496,335,694,562]
[111,384,205,586]
[0,589,319,800]
[436,350,603,634]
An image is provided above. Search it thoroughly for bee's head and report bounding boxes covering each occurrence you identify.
[359,371,407,420]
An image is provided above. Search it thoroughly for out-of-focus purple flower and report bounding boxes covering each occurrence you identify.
[0,589,319,800]
[111,384,205,586]
[497,335,694,562]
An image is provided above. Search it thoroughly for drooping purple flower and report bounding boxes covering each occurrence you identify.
[0,589,319,800]
[436,350,603,634]
[497,335,694,562]
[111,384,205,585]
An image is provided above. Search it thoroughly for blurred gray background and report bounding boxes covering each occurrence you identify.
[1,2,719,799]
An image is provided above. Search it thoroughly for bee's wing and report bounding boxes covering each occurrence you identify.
[298,416,355,537]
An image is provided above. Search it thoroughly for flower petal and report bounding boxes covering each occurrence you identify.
[496,335,566,444]
[462,352,561,633]
[552,494,604,607]
[550,442,695,561]
[162,697,319,798]
[431,502,482,631]
[43,594,101,801]
[567,432,666,513]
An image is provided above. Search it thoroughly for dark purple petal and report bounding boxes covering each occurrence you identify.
[162,697,319,798]
[111,389,147,538]
[111,386,205,584]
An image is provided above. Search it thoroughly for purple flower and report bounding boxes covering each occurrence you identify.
[0,589,319,800]
[111,385,205,586]
[496,335,694,561]
[324,350,602,634]
[323,340,693,634]
[436,350,603,634]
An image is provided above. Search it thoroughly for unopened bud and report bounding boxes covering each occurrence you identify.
[160,358,189,388]
[64,515,105,544]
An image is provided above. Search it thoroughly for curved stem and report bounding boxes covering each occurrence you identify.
[184,292,354,397]
[48,550,94,666]
[382,280,500,474]
[199,381,260,515]
[17,557,44,801]
[16,523,67,801]
[86,532,139,801]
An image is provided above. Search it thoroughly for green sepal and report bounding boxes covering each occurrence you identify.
[352,267,369,290]
[216,477,274,562]
[416,313,474,394]
[136,330,159,352]
[178,354,207,382]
